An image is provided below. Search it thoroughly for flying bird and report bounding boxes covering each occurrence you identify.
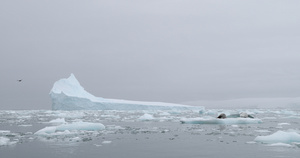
[17,79,22,82]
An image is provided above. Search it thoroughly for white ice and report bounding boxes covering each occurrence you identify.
[0,136,17,146]
[180,117,262,124]
[138,114,155,121]
[0,137,10,146]
[35,121,105,135]
[254,131,300,144]
[49,118,66,124]
[50,74,204,111]
[102,141,112,144]
[266,143,293,147]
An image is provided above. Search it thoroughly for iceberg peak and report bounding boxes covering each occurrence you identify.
[50,73,101,102]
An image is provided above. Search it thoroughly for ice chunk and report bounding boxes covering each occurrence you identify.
[50,74,204,111]
[254,131,300,144]
[0,137,16,146]
[277,123,291,126]
[255,130,271,133]
[276,123,291,129]
[0,137,10,146]
[266,143,293,147]
[102,141,112,144]
[35,122,105,135]
[0,130,10,134]
[49,118,66,124]
[138,114,155,121]
[180,117,262,124]
[159,112,170,116]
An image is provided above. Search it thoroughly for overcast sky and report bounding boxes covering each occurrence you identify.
[1,0,300,110]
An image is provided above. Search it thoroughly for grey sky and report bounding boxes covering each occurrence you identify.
[1,0,300,110]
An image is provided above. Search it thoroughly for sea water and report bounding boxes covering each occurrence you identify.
[0,109,300,158]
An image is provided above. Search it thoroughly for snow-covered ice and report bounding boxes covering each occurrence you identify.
[138,114,155,121]
[0,137,10,146]
[102,141,112,144]
[266,143,293,147]
[35,121,105,135]
[50,74,204,111]
[254,131,300,144]
[49,118,66,124]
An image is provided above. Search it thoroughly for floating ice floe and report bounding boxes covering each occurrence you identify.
[254,131,300,144]
[180,117,262,124]
[0,137,17,146]
[0,137,10,146]
[35,122,105,135]
[138,114,155,121]
[0,130,10,135]
[266,143,293,147]
[254,130,272,133]
[50,74,204,111]
[277,123,291,126]
[49,118,66,124]
[102,141,112,144]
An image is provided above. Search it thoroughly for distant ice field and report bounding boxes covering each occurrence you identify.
[1,108,300,158]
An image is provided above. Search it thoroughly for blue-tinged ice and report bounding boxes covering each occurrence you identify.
[254,130,300,144]
[50,74,204,111]
[180,117,262,124]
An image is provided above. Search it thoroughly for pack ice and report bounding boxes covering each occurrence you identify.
[180,117,262,124]
[50,74,204,111]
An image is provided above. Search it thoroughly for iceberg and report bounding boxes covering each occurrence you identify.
[254,131,300,144]
[180,117,262,124]
[50,74,204,111]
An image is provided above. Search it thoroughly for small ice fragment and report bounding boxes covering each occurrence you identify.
[0,130,10,134]
[138,114,155,121]
[49,118,66,124]
[35,122,105,135]
[246,141,257,144]
[18,124,33,127]
[255,130,271,133]
[102,141,112,144]
[94,144,102,147]
[159,112,170,116]
[277,123,291,126]
[0,137,10,146]
[240,112,248,118]
[70,137,81,142]
[266,143,293,147]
